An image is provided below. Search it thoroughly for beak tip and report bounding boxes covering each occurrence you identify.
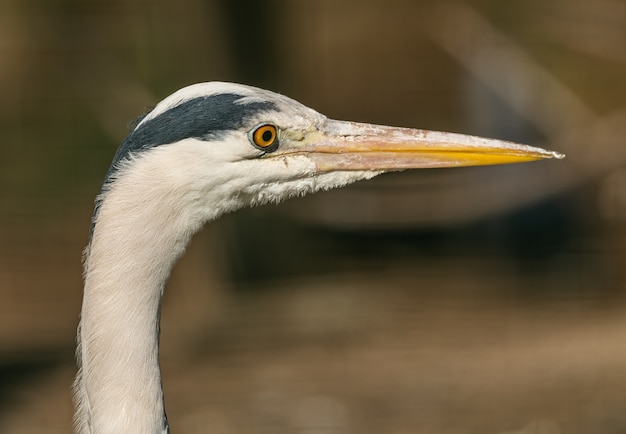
[544,150,565,160]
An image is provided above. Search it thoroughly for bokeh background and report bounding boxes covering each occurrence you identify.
[2,0,626,433]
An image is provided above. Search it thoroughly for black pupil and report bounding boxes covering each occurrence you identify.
[262,129,273,142]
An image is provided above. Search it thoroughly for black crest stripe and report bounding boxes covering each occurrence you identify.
[105,93,277,181]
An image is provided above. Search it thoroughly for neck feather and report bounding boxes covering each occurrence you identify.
[74,162,206,434]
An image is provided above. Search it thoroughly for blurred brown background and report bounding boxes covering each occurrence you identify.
[1,0,626,433]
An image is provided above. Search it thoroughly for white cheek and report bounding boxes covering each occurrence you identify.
[102,136,381,231]
[241,160,382,207]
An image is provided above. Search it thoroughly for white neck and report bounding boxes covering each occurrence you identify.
[74,157,208,434]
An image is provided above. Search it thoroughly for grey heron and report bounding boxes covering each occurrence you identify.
[74,81,563,433]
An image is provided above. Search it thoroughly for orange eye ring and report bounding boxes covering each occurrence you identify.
[249,124,278,151]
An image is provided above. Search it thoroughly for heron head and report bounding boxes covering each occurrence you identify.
[99,82,563,226]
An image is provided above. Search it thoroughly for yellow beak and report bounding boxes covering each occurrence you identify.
[288,120,563,172]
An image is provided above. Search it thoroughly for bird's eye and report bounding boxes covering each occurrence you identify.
[249,124,279,152]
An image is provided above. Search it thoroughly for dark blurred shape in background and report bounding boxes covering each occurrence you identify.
[1,0,626,433]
